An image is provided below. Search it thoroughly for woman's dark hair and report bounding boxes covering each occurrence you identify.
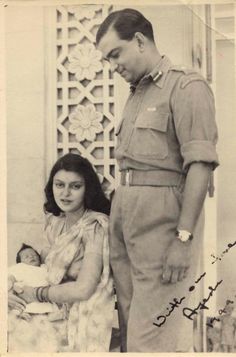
[96,8,154,45]
[44,153,110,216]
[16,243,41,264]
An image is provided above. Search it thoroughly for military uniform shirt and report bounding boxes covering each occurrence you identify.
[115,56,219,173]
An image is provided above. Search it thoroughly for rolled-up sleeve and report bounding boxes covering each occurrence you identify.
[172,76,219,171]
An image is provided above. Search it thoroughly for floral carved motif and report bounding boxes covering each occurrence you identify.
[69,104,103,142]
[68,44,103,81]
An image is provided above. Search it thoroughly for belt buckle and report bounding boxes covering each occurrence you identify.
[125,170,130,186]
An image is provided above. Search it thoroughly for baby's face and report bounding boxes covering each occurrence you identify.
[20,248,40,266]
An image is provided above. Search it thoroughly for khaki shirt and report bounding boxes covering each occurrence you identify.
[115,56,219,173]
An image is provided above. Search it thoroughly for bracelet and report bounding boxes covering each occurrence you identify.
[42,286,50,303]
[35,287,42,302]
[36,286,44,302]
[35,286,52,303]
[42,286,52,303]
[39,286,45,302]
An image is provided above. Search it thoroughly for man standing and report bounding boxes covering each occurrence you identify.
[96,8,219,352]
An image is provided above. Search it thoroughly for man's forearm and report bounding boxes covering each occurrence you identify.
[178,162,212,233]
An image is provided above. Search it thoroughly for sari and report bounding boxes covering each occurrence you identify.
[8,209,114,352]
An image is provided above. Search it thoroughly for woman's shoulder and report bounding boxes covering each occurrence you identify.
[83,211,109,251]
[44,212,65,229]
[86,210,109,225]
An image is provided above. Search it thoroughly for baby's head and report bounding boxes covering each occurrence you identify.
[16,243,41,267]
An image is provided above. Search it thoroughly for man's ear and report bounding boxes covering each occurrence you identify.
[134,32,146,52]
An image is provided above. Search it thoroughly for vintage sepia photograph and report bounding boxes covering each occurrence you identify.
[1,0,236,354]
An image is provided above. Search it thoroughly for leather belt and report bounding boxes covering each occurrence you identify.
[120,169,185,188]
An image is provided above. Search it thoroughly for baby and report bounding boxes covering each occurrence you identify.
[8,244,65,320]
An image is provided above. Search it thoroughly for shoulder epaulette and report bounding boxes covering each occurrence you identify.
[170,65,196,76]
[180,74,206,89]
[170,66,207,89]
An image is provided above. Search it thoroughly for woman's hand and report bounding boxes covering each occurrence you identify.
[8,279,27,312]
[13,285,36,304]
[8,291,27,312]
[8,275,16,291]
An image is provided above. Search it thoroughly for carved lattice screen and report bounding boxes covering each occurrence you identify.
[46,4,118,196]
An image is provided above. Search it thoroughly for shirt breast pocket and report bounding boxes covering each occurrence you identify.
[128,112,169,159]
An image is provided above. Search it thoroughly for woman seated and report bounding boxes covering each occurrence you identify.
[8,153,114,352]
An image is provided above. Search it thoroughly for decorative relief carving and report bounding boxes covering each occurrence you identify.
[67,5,102,20]
[69,104,103,142]
[52,5,116,195]
[68,43,103,81]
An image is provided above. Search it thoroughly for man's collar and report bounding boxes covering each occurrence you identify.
[149,55,172,88]
[129,56,172,92]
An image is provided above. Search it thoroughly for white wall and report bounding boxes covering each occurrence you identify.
[6,6,46,265]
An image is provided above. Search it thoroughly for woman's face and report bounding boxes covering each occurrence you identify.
[53,170,85,214]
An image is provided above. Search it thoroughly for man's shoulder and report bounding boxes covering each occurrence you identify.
[169,65,207,89]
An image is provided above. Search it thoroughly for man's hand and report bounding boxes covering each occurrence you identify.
[162,239,191,284]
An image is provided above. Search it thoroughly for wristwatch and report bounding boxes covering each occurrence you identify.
[176,229,193,242]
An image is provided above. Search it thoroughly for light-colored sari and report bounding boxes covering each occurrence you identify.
[45,209,115,352]
[8,209,114,352]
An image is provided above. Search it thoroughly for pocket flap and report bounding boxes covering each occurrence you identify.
[135,112,169,132]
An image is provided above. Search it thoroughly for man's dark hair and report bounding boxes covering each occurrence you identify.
[96,8,154,45]
[16,243,41,264]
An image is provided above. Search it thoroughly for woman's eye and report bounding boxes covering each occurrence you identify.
[55,182,64,188]
[72,184,81,190]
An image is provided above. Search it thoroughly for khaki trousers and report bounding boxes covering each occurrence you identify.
[109,185,203,352]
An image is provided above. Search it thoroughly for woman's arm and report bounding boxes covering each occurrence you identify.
[18,224,105,304]
[17,252,103,304]
[49,251,103,303]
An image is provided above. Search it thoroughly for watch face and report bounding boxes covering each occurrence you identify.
[176,230,193,242]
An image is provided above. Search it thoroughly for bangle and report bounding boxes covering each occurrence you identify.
[36,287,42,302]
[46,286,52,303]
[39,287,44,302]
[41,286,52,303]
[35,286,52,303]
[36,286,44,302]
[42,286,48,302]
